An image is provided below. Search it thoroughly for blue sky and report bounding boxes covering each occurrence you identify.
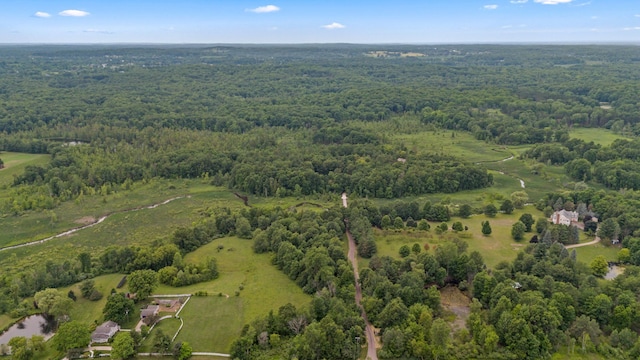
[1,0,639,43]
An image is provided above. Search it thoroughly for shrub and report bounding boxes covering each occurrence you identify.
[89,289,103,301]
[116,276,127,289]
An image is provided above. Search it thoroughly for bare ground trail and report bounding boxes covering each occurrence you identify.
[343,193,378,360]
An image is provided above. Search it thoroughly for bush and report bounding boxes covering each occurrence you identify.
[484,204,498,217]
[89,289,103,301]
[399,245,411,258]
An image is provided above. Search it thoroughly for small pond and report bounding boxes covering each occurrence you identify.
[0,315,55,346]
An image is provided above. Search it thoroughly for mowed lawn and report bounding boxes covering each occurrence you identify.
[155,237,311,352]
[0,152,50,187]
[364,207,617,270]
[175,296,243,352]
[59,273,131,326]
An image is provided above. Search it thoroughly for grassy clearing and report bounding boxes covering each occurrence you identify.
[0,179,198,249]
[175,296,243,352]
[569,128,631,146]
[365,208,546,270]
[0,182,247,274]
[153,237,310,352]
[395,130,513,163]
[365,207,614,269]
[0,152,50,188]
[484,158,571,201]
[58,274,131,326]
[573,243,620,265]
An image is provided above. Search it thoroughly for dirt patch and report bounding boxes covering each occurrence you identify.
[440,286,471,332]
[74,216,96,225]
[153,298,185,313]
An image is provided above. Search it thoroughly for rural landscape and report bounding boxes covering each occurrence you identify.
[1,44,640,360]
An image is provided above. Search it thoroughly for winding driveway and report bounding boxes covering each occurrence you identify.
[342,193,378,360]
[0,196,189,252]
[565,236,601,249]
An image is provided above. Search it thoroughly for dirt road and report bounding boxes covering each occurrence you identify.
[343,193,378,360]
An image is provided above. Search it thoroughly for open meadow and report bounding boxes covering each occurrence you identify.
[569,127,631,146]
[161,237,312,352]
[0,152,50,188]
[362,207,619,270]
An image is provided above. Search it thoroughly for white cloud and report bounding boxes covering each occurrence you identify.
[34,11,51,18]
[246,5,280,13]
[484,4,499,9]
[83,29,113,34]
[534,0,572,4]
[591,16,598,19]
[322,22,345,29]
[635,14,640,17]
[574,1,591,6]
[624,27,640,31]
[502,25,513,28]
[510,0,528,3]
[59,10,90,17]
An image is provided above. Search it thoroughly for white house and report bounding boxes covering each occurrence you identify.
[551,210,579,226]
[91,321,120,344]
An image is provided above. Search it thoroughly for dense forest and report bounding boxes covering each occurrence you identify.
[3,44,640,359]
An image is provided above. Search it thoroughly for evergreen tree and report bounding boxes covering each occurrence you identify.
[481,221,492,236]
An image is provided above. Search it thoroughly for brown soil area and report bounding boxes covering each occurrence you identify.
[155,299,184,313]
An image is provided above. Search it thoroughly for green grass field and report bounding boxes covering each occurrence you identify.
[60,274,131,326]
[0,152,50,187]
[21,235,310,354]
[573,243,620,266]
[154,237,311,352]
[175,296,243,352]
[0,181,251,274]
[569,128,631,146]
[364,207,618,270]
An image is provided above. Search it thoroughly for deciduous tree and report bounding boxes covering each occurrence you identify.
[128,269,158,300]
[111,332,136,360]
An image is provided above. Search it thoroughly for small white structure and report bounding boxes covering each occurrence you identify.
[551,210,578,226]
[91,321,120,344]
